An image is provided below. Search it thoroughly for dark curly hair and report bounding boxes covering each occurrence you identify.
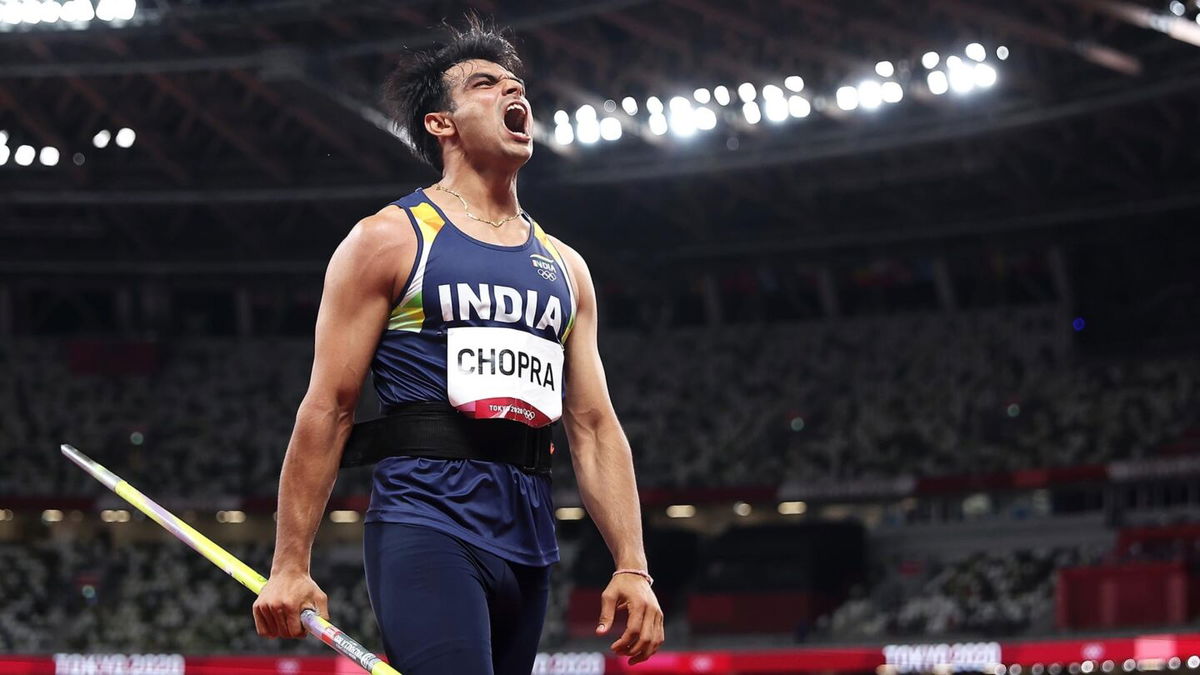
[381,16,523,171]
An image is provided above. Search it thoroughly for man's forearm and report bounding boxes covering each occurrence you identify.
[570,418,647,570]
[270,400,353,575]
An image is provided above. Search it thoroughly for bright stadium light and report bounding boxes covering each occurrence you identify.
[114,127,136,147]
[922,51,940,69]
[554,124,573,145]
[14,144,34,166]
[965,42,987,62]
[996,45,1010,60]
[576,118,600,144]
[974,63,998,88]
[115,0,135,21]
[61,0,95,22]
[92,129,111,148]
[764,96,787,122]
[39,146,59,166]
[787,95,810,118]
[857,80,883,109]
[742,100,761,124]
[646,96,663,115]
[0,129,6,144]
[555,507,585,521]
[693,87,711,104]
[836,85,859,111]
[665,504,695,518]
[21,0,43,24]
[1169,0,1185,15]
[694,106,717,130]
[713,85,731,106]
[648,113,668,135]
[881,81,903,103]
[948,61,975,94]
[927,70,949,95]
[621,96,637,115]
[2,3,21,24]
[0,145,9,166]
[95,0,113,20]
[737,82,756,103]
[875,60,895,78]
[599,116,622,141]
[40,1,63,22]
[761,84,784,100]
[784,75,804,92]
[602,99,616,113]
[575,104,596,122]
[668,97,697,137]
[553,110,568,125]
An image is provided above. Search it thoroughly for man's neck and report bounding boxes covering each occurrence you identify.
[436,162,520,219]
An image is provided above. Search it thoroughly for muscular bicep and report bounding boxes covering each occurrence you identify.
[557,240,619,434]
[305,215,411,413]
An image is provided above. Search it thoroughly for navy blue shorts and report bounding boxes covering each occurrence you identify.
[363,522,552,675]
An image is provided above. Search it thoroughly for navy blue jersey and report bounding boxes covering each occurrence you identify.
[364,188,576,567]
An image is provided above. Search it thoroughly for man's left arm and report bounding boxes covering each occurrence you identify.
[552,236,664,666]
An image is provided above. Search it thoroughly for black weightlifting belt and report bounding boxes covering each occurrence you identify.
[340,401,555,476]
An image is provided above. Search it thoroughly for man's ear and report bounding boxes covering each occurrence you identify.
[424,111,455,139]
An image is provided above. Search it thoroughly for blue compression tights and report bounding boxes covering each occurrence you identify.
[364,522,552,674]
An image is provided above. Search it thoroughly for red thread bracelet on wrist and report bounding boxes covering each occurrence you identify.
[612,569,654,587]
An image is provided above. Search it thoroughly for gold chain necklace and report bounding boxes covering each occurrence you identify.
[430,184,523,228]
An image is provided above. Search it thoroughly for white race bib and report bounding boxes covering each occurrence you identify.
[446,326,564,427]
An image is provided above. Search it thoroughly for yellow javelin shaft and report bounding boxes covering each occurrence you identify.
[61,444,400,675]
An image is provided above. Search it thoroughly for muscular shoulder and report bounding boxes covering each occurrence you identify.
[331,205,418,298]
[547,234,592,283]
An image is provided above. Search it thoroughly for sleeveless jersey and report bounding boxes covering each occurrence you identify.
[364,188,576,567]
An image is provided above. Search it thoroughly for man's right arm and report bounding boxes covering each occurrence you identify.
[252,209,413,639]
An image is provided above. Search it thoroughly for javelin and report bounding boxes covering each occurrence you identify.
[61,444,400,675]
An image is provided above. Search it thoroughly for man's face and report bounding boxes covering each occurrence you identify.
[439,59,533,165]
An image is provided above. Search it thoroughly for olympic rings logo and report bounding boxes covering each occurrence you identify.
[537,268,557,281]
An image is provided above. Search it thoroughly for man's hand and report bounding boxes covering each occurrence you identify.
[595,573,664,666]
[252,571,330,639]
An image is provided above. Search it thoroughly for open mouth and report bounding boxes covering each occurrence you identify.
[503,102,531,141]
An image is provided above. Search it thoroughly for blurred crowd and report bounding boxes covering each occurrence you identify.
[1,305,1197,499]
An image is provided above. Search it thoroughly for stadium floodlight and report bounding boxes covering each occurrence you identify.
[0,129,7,144]
[0,145,9,166]
[1170,0,1185,15]
[787,95,810,118]
[21,0,43,24]
[973,63,998,88]
[621,96,637,115]
[694,106,717,130]
[922,51,940,69]
[693,87,711,104]
[857,80,883,109]
[713,85,731,106]
[646,96,663,114]
[14,144,35,166]
[575,118,600,144]
[554,124,574,145]
[602,99,616,113]
[1,3,20,24]
[875,60,895,78]
[927,70,949,95]
[948,62,974,94]
[92,129,111,148]
[41,1,62,22]
[598,116,622,141]
[574,104,596,122]
[95,0,113,20]
[553,110,568,125]
[61,0,94,22]
[737,82,756,103]
[114,127,136,147]
[761,84,784,100]
[764,96,788,122]
[784,75,804,92]
[996,45,1010,60]
[835,85,859,111]
[665,504,695,518]
[881,80,903,103]
[668,101,697,137]
[648,113,668,135]
[741,101,761,124]
[965,42,987,62]
[39,146,59,166]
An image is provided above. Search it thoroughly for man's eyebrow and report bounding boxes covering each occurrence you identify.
[464,71,525,87]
